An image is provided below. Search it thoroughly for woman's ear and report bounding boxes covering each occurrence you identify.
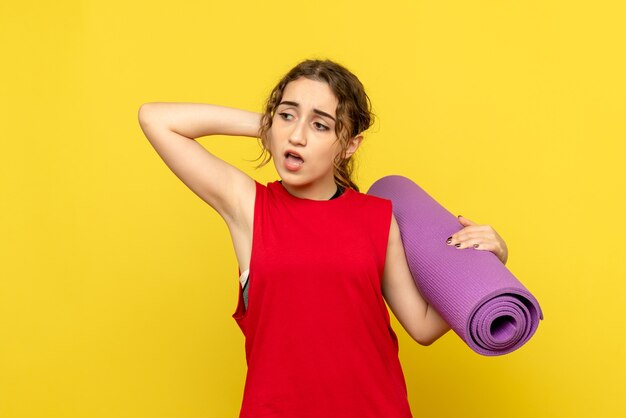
[344,134,364,158]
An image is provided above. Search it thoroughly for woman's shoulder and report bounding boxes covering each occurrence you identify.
[348,188,392,215]
[250,179,279,194]
[352,187,392,205]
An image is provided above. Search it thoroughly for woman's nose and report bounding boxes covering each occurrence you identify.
[288,121,306,145]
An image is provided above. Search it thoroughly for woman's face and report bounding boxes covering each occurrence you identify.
[269,77,344,199]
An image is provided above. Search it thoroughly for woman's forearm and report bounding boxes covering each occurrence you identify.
[138,102,262,139]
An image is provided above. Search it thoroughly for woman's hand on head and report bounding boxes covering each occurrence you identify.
[446,215,509,265]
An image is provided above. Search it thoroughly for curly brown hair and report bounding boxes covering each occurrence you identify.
[254,59,375,192]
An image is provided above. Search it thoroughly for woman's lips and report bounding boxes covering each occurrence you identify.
[284,154,304,171]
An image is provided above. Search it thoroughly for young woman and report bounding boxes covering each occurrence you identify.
[138,59,508,417]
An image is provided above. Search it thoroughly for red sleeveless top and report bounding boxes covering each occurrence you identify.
[232,180,413,417]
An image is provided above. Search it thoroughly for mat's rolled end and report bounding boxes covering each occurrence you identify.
[368,175,542,356]
[467,288,543,356]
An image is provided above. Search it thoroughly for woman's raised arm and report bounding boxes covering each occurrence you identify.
[137,102,261,224]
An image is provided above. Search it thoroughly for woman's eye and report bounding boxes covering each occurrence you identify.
[314,122,329,131]
[278,112,293,120]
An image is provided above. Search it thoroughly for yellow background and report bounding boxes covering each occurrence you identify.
[1,1,624,417]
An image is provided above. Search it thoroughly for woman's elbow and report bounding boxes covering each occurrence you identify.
[413,334,437,346]
[412,327,450,346]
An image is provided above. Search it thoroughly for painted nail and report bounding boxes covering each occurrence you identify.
[473,244,479,248]
[446,237,452,244]
[455,243,461,248]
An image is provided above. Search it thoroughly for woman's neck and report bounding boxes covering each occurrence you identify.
[279,180,343,200]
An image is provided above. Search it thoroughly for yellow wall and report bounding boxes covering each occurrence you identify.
[1,1,624,417]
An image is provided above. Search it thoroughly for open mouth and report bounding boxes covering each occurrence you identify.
[285,151,304,164]
[284,151,304,170]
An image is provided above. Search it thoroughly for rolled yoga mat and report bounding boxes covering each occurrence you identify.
[367,175,543,356]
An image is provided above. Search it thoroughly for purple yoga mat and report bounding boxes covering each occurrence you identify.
[367,175,543,356]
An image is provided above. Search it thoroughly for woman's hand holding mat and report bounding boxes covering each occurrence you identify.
[449,215,509,265]
[367,175,543,356]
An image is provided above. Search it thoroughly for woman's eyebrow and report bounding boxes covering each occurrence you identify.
[278,100,336,122]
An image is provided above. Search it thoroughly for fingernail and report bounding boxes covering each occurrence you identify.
[455,243,461,248]
[458,215,462,218]
[446,237,452,244]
